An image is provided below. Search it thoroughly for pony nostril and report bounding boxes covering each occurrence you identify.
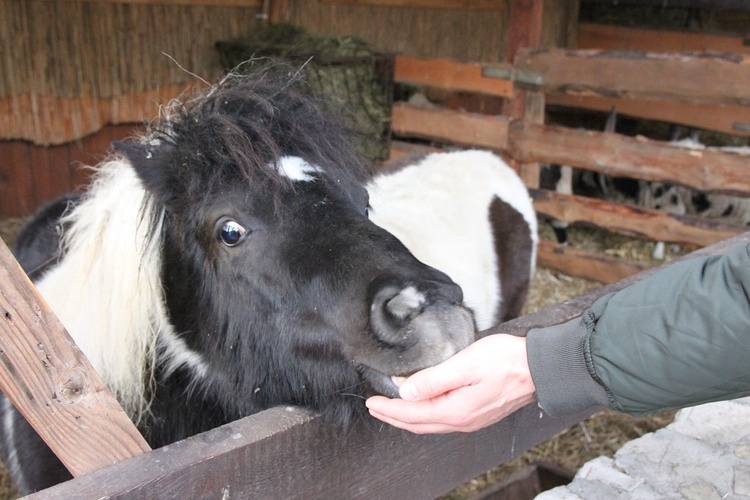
[370,285,426,345]
[386,286,426,321]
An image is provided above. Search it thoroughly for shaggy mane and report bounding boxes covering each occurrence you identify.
[33,65,371,421]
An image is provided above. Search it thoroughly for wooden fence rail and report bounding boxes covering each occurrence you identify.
[391,50,750,282]
[0,239,150,477]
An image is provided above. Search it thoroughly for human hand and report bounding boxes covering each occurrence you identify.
[365,334,536,434]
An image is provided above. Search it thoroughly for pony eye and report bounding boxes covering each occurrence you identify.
[218,220,247,247]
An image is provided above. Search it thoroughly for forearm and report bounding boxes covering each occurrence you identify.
[528,242,750,417]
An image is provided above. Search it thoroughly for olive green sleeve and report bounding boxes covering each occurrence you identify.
[527,242,750,417]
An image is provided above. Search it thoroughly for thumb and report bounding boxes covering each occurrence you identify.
[399,357,465,402]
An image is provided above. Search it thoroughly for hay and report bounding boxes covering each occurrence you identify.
[216,24,394,162]
[0,218,25,249]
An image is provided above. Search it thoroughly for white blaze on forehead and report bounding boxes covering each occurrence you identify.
[275,156,320,182]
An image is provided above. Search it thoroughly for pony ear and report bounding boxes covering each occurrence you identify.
[113,140,180,208]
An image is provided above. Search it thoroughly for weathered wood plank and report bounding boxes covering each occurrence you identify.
[531,188,743,248]
[501,0,544,119]
[49,0,261,6]
[318,0,504,9]
[514,48,750,106]
[0,239,150,478]
[391,102,510,150]
[577,22,750,55]
[31,232,750,498]
[536,239,649,284]
[579,0,750,10]
[394,55,514,98]
[546,94,750,138]
[28,404,594,499]
[509,120,750,195]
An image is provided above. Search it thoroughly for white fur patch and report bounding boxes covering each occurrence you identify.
[2,398,27,494]
[367,150,537,330]
[34,158,207,421]
[275,156,319,182]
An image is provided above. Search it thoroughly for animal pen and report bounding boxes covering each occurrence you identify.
[1,0,750,497]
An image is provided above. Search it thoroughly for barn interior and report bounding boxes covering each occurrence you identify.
[1,0,749,498]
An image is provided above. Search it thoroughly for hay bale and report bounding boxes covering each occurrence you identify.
[216,24,394,163]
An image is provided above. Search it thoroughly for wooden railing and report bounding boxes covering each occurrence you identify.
[390,49,750,283]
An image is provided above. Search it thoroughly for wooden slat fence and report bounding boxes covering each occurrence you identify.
[391,47,750,283]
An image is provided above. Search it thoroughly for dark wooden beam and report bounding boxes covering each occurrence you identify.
[580,0,750,11]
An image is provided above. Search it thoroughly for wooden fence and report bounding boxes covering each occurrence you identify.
[391,47,750,283]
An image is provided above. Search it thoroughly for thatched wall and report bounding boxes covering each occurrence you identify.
[277,0,579,63]
[0,0,261,145]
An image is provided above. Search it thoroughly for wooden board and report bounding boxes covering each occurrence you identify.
[395,55,514,98]
[318,0,504,8]
[514,48,750,106]
[536,239,649,284]
[47,0,260,6]
[531,188,742,248]
[391,102,510,150]
[509,120,750,195]
[577,22,750,55]
[0,240,150,478]
[546,94,750,138]
[579,0,750,10]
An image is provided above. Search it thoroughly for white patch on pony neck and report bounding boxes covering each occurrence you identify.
[367,150,537,331]
[34,158,208,421]
[275,156,319,182]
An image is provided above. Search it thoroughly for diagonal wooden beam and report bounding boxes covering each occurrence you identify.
[0,239,150,478]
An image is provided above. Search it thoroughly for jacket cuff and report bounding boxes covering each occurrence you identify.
[526,316,610,417]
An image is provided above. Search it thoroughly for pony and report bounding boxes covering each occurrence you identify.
[1,66,534,494]
[368,150,537,329]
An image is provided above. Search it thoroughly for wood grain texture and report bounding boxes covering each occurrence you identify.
[531,188,743,248]
[514,48,750,106]
[509,120,750,195]
[391,102,510,149]
[395,55,514,97]
[0,240,150,478]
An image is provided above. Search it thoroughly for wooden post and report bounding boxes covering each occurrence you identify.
[268,0,291,24]
[502,0,545,187]
[0,239,150,478]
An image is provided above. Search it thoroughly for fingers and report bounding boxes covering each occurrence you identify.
[398,349,474,402]
[365,395,475,434]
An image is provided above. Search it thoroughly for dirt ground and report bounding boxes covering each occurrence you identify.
[0,219,679,499]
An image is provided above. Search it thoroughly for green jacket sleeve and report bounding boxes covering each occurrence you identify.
[527,242,750,417]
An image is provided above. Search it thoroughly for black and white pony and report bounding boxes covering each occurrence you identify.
[369,150,537,328]
[1,67,536,494]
